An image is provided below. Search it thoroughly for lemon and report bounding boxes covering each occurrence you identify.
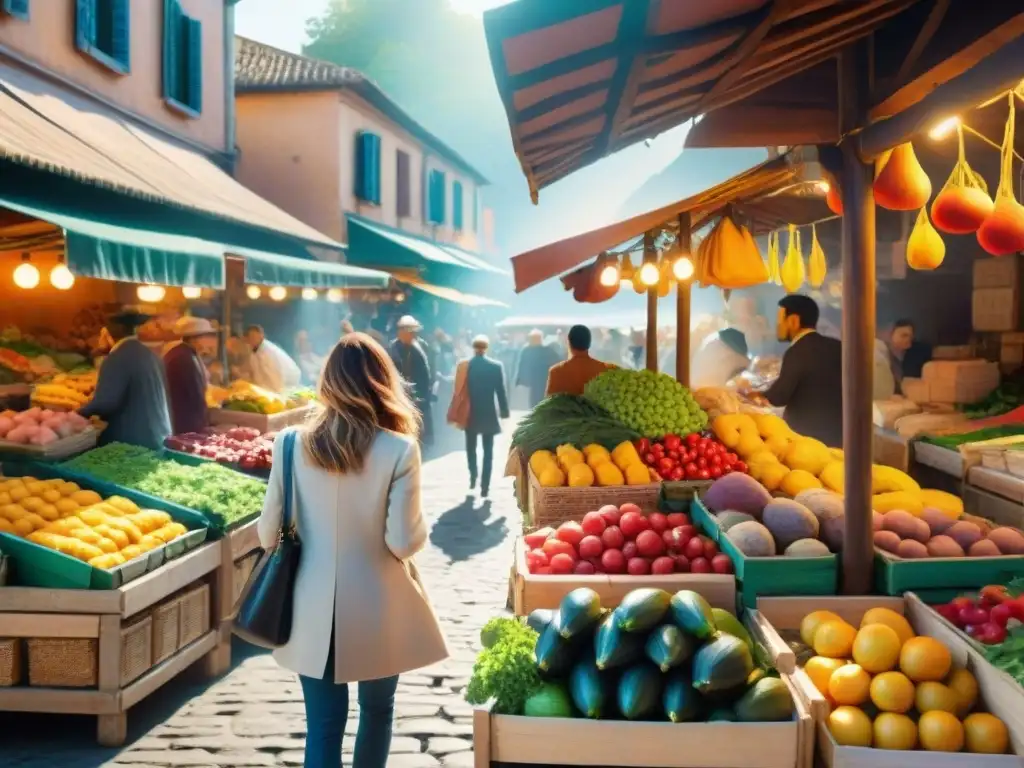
[814,619,857,658]
[915,681,960,715]
[918,710,964,752]
[828,664,871,706]
[873,712,917,750]
[900,637,952,682]
[945,668,978,717]
[852,624,901,673]
[861,607,914,645]
[828,705,872,747]
[869,671,915,714]
[963,712,1009,754]
[805,656,845,696]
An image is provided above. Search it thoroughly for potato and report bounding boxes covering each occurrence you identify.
[926,535,964,558]
[872,510,884,531]
[986,527,1024,555]
[968,539,1001,557]
[920,507,956,535]
[874,530,901,553]
[883,510,929,543]
[896,539,928,559]
[945,521,983,551]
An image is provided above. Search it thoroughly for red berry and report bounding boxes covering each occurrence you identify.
[581,511,607,536]
[619,511,649,539]
[651,556,676,575]
[601,525,625,550]
[622,541,639,560]
[627,557,651,576]
[549,553,575,574]
[665,512,690,528]
[574,560,597,575]
[578,535,604,560]
[598,504,621,525]
[647,512,669,534]
[711,554,733,574]
[601,548,626,574]
[555,521,585,548]
[690,556,712,574]
[635,529,666,558]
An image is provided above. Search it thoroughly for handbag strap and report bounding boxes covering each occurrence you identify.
[281,429,298,531]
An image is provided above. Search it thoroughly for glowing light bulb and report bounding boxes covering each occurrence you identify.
[246,285,262,300]
[301,288,318,300]
[13,260,39,289]
[672,256,695,281]
[49,263,75,291]
[639,261,659,287]
[182,286,202,299]
[326,288,343,303]
[269,286,287,301]
[599,263,619,287]
[136,284,166,303]
[929,116,960,140]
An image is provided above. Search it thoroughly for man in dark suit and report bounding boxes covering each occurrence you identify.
[761,294,844,448]
[465,335,510,497]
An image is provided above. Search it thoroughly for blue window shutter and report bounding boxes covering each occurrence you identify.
[186,16,202,112]
[111,0,130,71]
[355,132,381,204]
[369,134,381,204]
[2,0,29,19]
[452,181,464,231]
[472,187,479,232]
[428,170,446,225]
[76,0,96,51]
[162,0,180,102]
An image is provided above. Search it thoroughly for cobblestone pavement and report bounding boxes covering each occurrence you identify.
[0,423,521,767]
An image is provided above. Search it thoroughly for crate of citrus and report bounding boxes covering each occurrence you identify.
[527,441,661,528]
[745,594,1022,766]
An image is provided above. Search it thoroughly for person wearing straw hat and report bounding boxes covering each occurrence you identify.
[515,328,558,408]
[462,335,509,497]
[165,316,218,435]
[389,315,433,446]
[79,308,171,450]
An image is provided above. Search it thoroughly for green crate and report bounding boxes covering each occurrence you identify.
[873,549,1024,595]
[691,498,838,609]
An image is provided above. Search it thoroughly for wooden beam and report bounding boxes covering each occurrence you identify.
[644,231,658,373]
[515,81,612,122]
[694,5,780,111]
[682,106,839,148]
[893,0,951,86]
[675,213,691,387]
[838,43,876,596]
[860,34,1024,159]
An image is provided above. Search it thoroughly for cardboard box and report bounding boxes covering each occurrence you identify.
[921,359,999,404]
[974,253,1020,288]
[973,287,1021,332]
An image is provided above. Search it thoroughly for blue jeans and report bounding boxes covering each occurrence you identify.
[299,636,399,767]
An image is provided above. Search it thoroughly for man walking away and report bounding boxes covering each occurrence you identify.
[515,329,559,408]
[389,315,434,446]
[465,335,509,497]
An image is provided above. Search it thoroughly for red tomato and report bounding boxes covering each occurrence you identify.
[690,557,711,574]
[733,462,747,474]
[622,541,639,560]
[980,585,1009,605]
[524,527,555,549]
[663,434,682,451]
[657,457,676,475]
[959,606,990,626]
[601,525,625,550]
[574,560,597,575]
[651,443,665,457]
[674,554,691,572]
[697,457,708,469]
[542,538,576,560]
[685,433,700,447]
[709,466,723,479]
[555,521,585,548]
[647,512,669,534]
[976,622,1008,644]
[667,449,680,461]
[619,512,649,538]
[711,554,734,574]
[697,469,711,480]
[578,535,604,560]
[549,553,575,574]
[619,503,643,516]
[684,537,705,560]
[709,453,723,467]
[581,511,607,536]
[1008,599,1024,622]
[702,538,719,558]
[989,602,1013,628]
[676,524,697,541]
[666,512,690,528]
[651,556,676,575]
[950,596,975,611]
[720,466,733,475]
[668,467,684,481]
[627,557,651,576]
[636,529,666,558]
[724,452,738,466]
[644,452,657,466]
[535,566,552,575]
[599,504,622,526]
[635,437,651,455]
[601,549,626,574]
[684,462,699,478]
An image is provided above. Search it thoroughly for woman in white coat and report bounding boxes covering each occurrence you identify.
[257,332,448,768]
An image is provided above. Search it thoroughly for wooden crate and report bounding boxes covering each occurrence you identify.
[511,537,736,616]
[472,673,813,768]
[526,464,660,529]
[208,403,316,433]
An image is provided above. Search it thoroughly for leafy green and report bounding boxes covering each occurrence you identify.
[465,617,542,715]
[983,624,1024,688]
[511,394,639,456]
[64,443,266,530]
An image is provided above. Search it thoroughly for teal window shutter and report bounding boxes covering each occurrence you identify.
[76,0,97,52]
[185,16,202,113]
[2,0,29,19]
[355,132,381,205]
[473,187,480,232]
[76,0,129,73]
[110,0,130,72]
[428,170,446,225]
[452,181,464,231]
[162,0,201,116]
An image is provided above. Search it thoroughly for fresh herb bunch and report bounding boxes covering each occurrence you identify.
[466,618,541,715]
[511,394,639,456]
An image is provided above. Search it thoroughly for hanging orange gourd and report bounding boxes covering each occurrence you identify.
[808,224,827,287]
[906,208,945,270]
[873,142,932,211]
[931,125,993,234]
[826,183,843,216]
[780,224,805,292]
[977,95,1024,256]
[766,231,781,284]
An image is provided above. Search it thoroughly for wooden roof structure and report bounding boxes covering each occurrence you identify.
[483,0,1024,202]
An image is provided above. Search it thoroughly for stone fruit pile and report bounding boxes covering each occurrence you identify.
[524,503,732,576]
[530,441,657,488]
[875,508,1024,559]
[798,606,1010,753]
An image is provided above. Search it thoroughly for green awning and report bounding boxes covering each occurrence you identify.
[233,246,389,289]
[440,243,509,275]
[0,196,225,288]
[346,215,476,272]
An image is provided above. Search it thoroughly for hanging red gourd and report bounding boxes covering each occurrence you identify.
[873,142,932,211]
[977,95,1024,256]
[826,182,843,216]
[931,125,993,234]
[906,208,945,270]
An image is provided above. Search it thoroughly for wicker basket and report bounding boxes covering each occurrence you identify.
[526,465,661,529]
[150,597,181,665]
[0,638,21,686]
[120,615,153,685]
[27,638,97,688]
[179,582,211,647]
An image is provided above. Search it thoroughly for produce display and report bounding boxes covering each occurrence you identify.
[165,427,273,472]
[874,508,1024,559]
[789,606,1010,753]
[523,503,731,577]
[467,587,794,723]
[512,394,640,458]
[31,370,97,410]
[64,443,266,530]
[530,441,655,488]
[0,408,92,446]
[583,368,708,438]
[932,584,1024,645]
[219,381,312,415]
[0,477,188,569]
[958,382,1024,420]
[636,432,747,482]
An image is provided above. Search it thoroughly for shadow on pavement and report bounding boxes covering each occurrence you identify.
[429,497,508,563]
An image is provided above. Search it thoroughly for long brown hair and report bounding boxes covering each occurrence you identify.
[303,332,420,473]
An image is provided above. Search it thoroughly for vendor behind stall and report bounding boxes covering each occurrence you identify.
[246,324,301,393]
[691,328,751,389]
[79,309,171,451]
[165,317,217,435]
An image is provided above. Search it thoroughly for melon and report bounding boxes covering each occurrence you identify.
[716,510,756,532]
[784,539,830,558]
[703,473,772,518]
[761,499,819,552]
[726,521,776,558]
[794,490,844,526]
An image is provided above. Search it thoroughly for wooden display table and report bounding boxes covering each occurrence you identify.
[205,519,263,674]
[0,541,224,746]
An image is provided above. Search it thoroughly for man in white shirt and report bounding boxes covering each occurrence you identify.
[245,324,301,393]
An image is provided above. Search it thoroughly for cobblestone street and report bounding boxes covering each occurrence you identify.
[0,426,521,767]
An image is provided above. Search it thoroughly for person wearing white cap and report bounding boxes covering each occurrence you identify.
[389,315,433,446]
[461,334,509,496]
[515,328,558,408]
[165,316,218,435]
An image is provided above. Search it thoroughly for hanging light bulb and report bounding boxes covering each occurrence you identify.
[394,292,406,303]
[246,285,262,300]
[599,262,620,287]
[269,286,287,301]
[326,288,343,303]
[13,255,39,290]
[928,116,960,140]
[301,288,318,301]
[182,286,202,300]
[49,260,75,291]
[639,261,659,287]
[136,284,166,303]
[673,256,695,281]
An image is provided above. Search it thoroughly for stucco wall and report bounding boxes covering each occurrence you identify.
[0,0,227,152]
[234,90,343,242]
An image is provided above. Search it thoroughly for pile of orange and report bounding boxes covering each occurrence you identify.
[800,607,1009,754]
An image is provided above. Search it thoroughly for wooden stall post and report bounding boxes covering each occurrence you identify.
[675,213,691,386]
[838,44,876,595]
[644,230,658,372]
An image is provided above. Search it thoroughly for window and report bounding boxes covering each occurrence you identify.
[355,132,382,205]
[427,169,446,225]
[2,0,29,19]
[452,181,464,231]
[396,150,411,218]
[75,0,130,74]
[162,0,202,116]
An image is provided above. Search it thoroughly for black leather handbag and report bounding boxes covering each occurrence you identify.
[231,429,301,649]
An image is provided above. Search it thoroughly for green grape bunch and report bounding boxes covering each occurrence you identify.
[583,368,708,439]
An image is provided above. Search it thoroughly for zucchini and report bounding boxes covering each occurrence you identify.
[617,663,662,720]
[644,624,693,672]
[670,590,716,640]
[595,610,645,670]
[615,588,670,633]
[558,588,603,639]
[691,632,754,695]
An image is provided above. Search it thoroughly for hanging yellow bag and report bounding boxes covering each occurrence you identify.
[906,207,945,270]
[697,214,768,289]
[780,224,805,292]
[808,224,827,288]
[766,231,781,285]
